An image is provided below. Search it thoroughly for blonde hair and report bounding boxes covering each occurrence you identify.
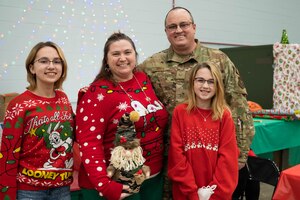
[185,62,230,120]
[25,41,68,90]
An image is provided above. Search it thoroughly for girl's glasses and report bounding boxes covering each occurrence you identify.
[33,58,63,66]
[194,77,215,87]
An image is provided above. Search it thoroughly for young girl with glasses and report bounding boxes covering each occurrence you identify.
[167,62,239,200]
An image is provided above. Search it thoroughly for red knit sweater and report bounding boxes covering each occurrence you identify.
[0,90,74,200]
[168,104,239,200]
[75,71,168,200]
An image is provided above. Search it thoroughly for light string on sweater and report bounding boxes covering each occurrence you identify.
[117,74,152,126]
[117,74,152,104]
[133,74,151,102]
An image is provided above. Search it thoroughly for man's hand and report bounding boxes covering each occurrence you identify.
[238,162,246,170]
[79,86,89,93]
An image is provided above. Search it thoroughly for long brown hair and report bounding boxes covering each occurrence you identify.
[25,41,67,90]
[185,62,230,120]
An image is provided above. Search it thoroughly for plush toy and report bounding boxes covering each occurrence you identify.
[107,111,150,194]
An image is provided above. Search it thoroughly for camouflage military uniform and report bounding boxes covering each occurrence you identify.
[139,39,254,199]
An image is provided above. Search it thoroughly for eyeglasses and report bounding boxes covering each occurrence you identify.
[194,77,215,87]
[33,58,63,66]
[165,22,193,32]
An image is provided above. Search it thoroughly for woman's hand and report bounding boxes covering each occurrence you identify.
[238,162,246,170]
[119,185,131,200]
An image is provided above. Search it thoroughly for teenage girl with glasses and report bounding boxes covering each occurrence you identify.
[0,41,74,200]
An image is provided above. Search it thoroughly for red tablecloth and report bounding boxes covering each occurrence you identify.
[273,164,300,200]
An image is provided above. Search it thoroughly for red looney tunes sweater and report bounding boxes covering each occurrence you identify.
[0,90,74,200]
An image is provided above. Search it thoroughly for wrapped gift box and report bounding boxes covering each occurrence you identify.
[273,43,300,112]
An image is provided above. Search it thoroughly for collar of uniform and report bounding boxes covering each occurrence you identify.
[166,39,199,63]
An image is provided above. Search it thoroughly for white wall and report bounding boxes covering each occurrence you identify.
[0,0,299,107]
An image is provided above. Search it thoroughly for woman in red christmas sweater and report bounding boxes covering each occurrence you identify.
[0,42,74,200]
[168,62,239,200]
[75,32,168,200]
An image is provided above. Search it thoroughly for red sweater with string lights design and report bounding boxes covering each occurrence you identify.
[75,71,168,200]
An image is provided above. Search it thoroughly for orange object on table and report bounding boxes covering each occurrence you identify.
[272,164,300,200]
[247,101,262,112]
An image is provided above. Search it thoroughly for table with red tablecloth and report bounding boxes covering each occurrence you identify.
[272,164,300,200]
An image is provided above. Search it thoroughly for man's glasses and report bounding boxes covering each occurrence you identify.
[194,77,215,87]
[166,22,193,32]
[33,58,63,66]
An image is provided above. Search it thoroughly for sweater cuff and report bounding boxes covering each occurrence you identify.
[102,181,123,200]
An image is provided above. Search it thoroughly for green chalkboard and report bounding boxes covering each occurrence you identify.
[220,45,274,109]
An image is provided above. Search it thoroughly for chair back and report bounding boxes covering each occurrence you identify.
[246,156,280,186]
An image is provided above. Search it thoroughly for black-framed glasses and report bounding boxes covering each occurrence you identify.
[33,58,63,66]
[194,77,215,87]
[166,22,193,32]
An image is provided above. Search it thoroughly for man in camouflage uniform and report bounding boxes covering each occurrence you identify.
[139,6,254,199]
